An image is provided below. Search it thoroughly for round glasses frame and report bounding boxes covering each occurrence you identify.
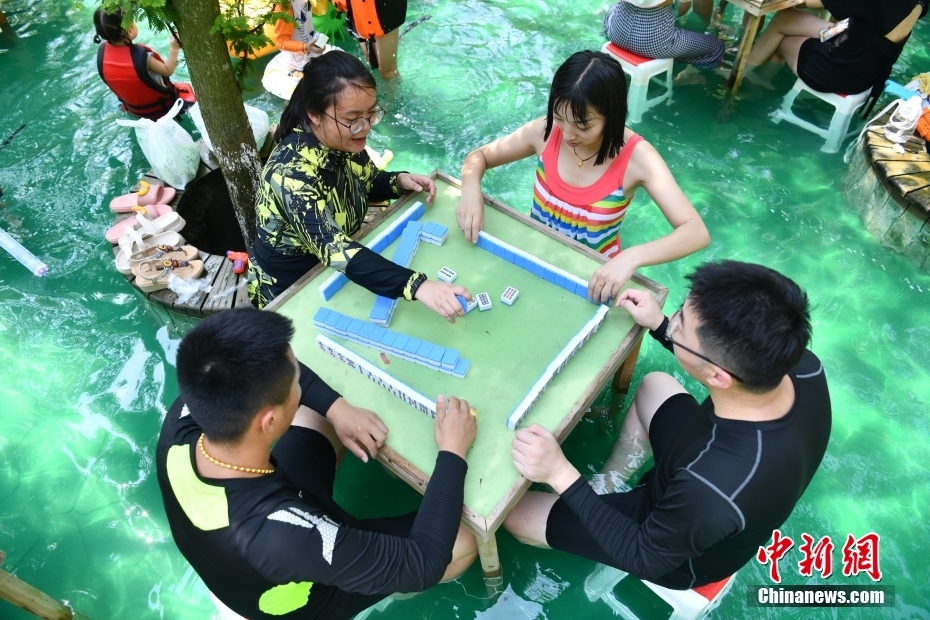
[666,307,745,384]
[324,106,385,135]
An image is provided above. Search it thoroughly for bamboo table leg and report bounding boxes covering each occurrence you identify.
[612,335,644,391]
[722,12,763,115]
[477,534,503,588]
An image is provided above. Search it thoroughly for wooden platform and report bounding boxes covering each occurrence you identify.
[845,115,930,272]
[110,142,392,324]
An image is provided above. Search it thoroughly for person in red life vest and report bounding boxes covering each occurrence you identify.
[332,0,406,79]
[93,7,196,121]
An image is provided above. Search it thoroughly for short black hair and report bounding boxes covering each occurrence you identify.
[176,308,297,443]
[545,50,628,167]
[686,261,811,393]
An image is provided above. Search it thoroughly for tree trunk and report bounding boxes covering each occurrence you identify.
[170,0,259,247]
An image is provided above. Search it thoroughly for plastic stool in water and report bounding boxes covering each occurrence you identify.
[771,78,870,153]
[584,564,735,620]
[601,42,673,123]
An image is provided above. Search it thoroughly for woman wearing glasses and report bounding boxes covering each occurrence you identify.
[248,51,472,319]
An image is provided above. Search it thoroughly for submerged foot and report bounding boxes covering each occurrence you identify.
[674,66,707,86]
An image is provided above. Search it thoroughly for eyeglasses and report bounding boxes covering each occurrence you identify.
[666,307,745,384]
[323,106,385,135]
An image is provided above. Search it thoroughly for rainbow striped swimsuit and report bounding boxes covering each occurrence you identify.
[531,126,643,258]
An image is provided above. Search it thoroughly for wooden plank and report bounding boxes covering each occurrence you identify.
[172,253,224,315]
[0,567,95,620]
[887,171,930,196]
[868,146,930,164]
[148,288,179,308]
[201,258,238,314]
[233,273,252,308]
[873,159,930,179]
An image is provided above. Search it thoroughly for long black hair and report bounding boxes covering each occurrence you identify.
[93,6,131,45]
[545,50,628,167]
[275,50,377,142]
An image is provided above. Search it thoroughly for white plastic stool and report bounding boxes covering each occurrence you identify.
[601,42,674,123]
[584,564,735,620]
[771,78,870,153]
[210,592,248,620]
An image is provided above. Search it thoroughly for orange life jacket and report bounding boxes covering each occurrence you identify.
[96,43,179,120]
[333,0,385,38]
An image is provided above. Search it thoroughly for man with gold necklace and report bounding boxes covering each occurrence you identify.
[156,308,478,619]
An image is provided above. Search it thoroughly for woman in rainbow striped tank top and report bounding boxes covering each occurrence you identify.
[456,50,710,305]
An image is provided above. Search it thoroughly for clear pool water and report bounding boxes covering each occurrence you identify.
[1,1,929,618]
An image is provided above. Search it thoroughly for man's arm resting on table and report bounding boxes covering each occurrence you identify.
[297,361,388,462]
[246,451,467,595]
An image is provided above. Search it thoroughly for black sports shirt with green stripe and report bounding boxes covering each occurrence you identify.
[156,398,467,619]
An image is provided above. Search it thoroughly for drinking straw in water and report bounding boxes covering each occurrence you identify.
[0,225,48,276]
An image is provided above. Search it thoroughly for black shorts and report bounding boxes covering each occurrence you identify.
[273,426,417,619]
[545,392,699,565]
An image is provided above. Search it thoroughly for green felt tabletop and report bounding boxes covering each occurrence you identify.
[276,178,650,519]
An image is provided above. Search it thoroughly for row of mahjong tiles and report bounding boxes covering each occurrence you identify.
[312,202,610,427]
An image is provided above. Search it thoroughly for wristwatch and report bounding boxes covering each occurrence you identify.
[409,273,428,300]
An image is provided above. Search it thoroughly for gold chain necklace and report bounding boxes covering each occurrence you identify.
[572,145,597,167]
[198,433,274,475]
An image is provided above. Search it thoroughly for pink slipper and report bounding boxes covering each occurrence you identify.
[109,181,177,212]
[105,205,176,243]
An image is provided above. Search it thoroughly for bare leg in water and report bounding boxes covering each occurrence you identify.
[597,372,688,494]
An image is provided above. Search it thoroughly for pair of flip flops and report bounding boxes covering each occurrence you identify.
[115,228,199,275]
[131,256,205,293]
[109,181,177,213]
[105,207,186,244]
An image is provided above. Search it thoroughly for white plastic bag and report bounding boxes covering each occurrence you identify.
[188,102,269,152]
[116,99,200,189]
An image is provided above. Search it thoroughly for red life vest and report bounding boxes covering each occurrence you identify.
[96,43,179,120]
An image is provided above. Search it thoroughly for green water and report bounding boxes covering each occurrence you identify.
[1,1,929,618]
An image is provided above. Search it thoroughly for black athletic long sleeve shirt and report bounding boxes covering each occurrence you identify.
[156,398,467,619]
[557,321,832,588]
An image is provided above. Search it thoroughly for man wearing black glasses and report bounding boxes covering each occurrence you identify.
[503,260,831,590]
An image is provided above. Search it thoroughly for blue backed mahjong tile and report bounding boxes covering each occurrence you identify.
[428,347,445,366]
[441,348,459,368]
[347,319,365,334]
[404,337,422,357]
[380,330,398,349]
[334,315,352,334]
[393,333,410,352]
[358,322,375,342]
[416,341,433,360]
[313,307,331,324]
[370,326,387,343]
[451,358,471,378]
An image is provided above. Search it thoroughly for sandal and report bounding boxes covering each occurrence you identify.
[115,228,186,274]
[106,209,184,244]
[130,243,199,266]
[131,257,205,293]
[109,181,177,212]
